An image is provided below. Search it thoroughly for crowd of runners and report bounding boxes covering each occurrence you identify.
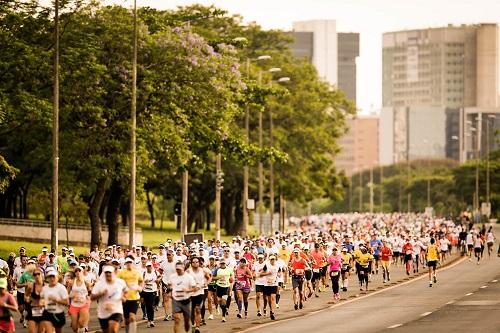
[0,213,497,333]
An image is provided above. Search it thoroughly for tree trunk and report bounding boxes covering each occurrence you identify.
[106,181,123,246]
[145,189,155,228]
[221,194,234,234]
[120,199,129,227]
[205,207,211,231]
[89,178,109,249]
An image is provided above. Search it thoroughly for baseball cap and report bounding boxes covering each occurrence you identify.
[293,249,300,253]
[103,265,114,273]
[45,269,58,277]
[0,278,7,289]
[125,257,134,263]
[146,261,153,266]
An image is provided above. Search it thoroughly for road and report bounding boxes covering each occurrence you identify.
[248,254,500,333]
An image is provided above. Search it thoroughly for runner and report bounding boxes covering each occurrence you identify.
[24,267,44,333]
[160,249,175,321]
[486,226,496,258]
[466,231,474,260]
[259,255,280,320]
[67,265,90,333]
[426,238,439,287]
[169,262,198,333]
[234,258,252,318]
[12,255,27,328]
[355,245,372,291]
[327,248,341,300]
[369,234,382,275]
[117,257,144,333]
[91,265,127,333]
[310,243,325,297]
[473,233,483,265]
[186,257,210,332]
[402,238,413,275]
[380,240,393,283]
[340,248,352,291]
[41,269,69,333]
[206,256,218,321]
[213,259,233,322]
[252,254,266,317]
[0,277,17,333]
[289,248,308,309]
[142,261,159,328]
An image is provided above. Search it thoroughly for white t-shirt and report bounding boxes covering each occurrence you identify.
[440,238,450,252]
[160,261,176,285]
[187,268,207,296]
[42,283,69,314]
[169,273,196,301]
[92,279,127,319]
[253,261,267,286]
[487,232,495,243]
[466,233,474,245]
[13,267,26,293]
[265,263,280,287]
[143,271,158,293]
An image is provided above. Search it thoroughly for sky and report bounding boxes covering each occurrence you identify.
[109,0,500,113]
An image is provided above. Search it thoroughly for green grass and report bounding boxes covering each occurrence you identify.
[0,219,255,259]
[0,240,88,261]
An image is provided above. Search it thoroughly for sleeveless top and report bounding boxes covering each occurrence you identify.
[70,280,88,307]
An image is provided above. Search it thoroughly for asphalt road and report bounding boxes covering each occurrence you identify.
[248,253,500,333]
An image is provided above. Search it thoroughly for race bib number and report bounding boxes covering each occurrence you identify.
[294,269,304,275]
[312,269,319,273]
[32,306,44,317]
[46,302,57,313]
[266,277,275,285]
[330,271,339,277]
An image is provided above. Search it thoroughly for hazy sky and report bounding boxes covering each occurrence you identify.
[109,0,500,113]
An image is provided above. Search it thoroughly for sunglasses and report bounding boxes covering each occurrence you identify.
[192,261,199,264]
[33,273,41,276]
[104,271,113,274]
[224,250,230,252]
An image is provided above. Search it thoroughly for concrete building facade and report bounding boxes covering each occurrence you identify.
[380,24,499,164]
[336,116,379,176]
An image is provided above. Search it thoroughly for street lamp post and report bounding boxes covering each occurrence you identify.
[51,0,60,252]
[215,154,222,240]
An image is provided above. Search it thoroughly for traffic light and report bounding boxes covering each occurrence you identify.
[216,170,224,190]
[174,202,182,215]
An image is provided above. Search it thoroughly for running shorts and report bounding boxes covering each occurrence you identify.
[123,300,139,319]
[393,251,400,258]
[255,285,265,293]
[427,260,437,268]
[305,269,312,281]
[215,286,230,298]
[98,313,123,330]
[42,311,66,328]
[291,276,304,289]
[207,284,217,293]
[172,299,191,317]
[263,286,278,296]
[16,292,25,306]
[404,254,412,263]
[190,294,203,307]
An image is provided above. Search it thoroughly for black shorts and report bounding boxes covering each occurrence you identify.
[291,276,304,290]
[467,244,474,250]
[321,266,328,277]
[207,284,217,293]
[191,294,203,307]
[263,286,278,296]
[255,285,265,293]
[373,254,380,261]
[42,311,66,328]
[123,300,139,319]
[341,266,350,274]
[404,254,412,263]
[393,251,400,258]
[99,313,123,330]
[25,304,43,323]
[215,286,230,298]
[312,271,321,282]
[305,270,312,281]
[474,247,482,254]
[17,292,25,306]
[427,260,437,268]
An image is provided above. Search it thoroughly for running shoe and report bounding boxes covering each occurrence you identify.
[237,313,242,319]
[299,303,303,309]
[222,316,226,323]
[194,327,201,333]
[433,276,437,283]
[270,313,276,320]
[257,311,262,317]
[207,314,214,320]
[276,303,280,308]
[294,304,299,310]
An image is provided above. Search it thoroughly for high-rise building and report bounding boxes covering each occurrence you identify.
[335,115,379,176]
[292,20,339,87]
[288,22,359,103]
[380,24,499,164]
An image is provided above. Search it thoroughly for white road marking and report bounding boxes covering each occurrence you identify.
[480,286,487,289]
[465,292,473,296]
[387,324,403,329]
[492,280,498,283]
[420,312,432,317]
[446,300,455,305]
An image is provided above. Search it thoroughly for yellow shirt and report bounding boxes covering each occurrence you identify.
[278,248,291,263]
[356,252,373,267]
[426,244,439,261]
[341,253,353,267]
[117,268,143,301]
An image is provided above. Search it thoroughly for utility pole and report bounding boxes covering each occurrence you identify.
[242,59,250,238]
[269,87,274,232]
[129,0,138,248]
[215,154,222,240]
[51,0,60,252]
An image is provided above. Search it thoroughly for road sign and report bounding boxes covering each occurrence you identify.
[247,199,255,210]
[481,202,491,217]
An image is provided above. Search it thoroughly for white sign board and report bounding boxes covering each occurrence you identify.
[247,199,255,210]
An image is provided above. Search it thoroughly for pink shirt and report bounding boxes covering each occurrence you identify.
[327,254,342,272]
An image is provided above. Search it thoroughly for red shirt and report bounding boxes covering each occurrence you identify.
[290,257,306,276]
[311,250,325,269]
[380,246,392,261]
[402,243,413,255]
